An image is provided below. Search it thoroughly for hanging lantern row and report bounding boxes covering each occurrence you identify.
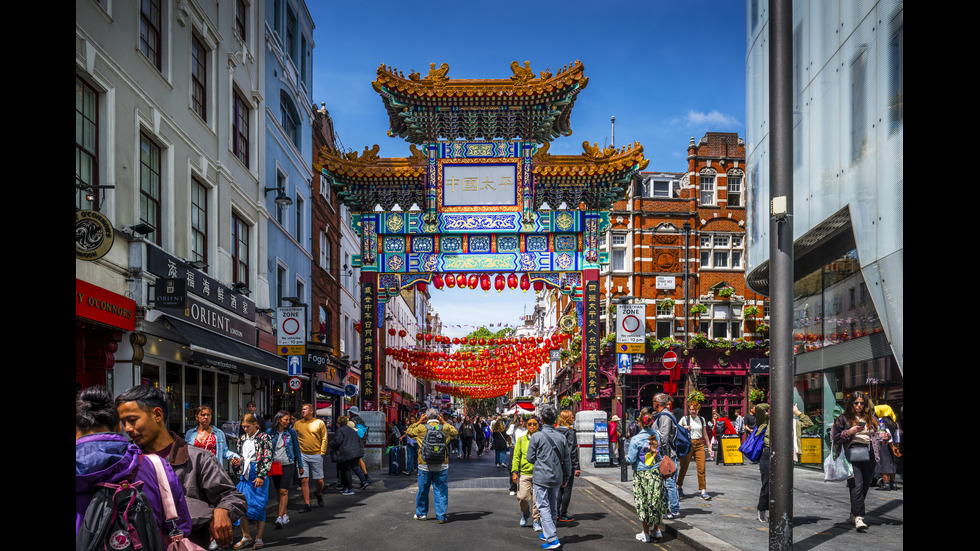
[429,272,550,293]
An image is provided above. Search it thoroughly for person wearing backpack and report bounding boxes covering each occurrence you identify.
[652,393,681,519]
[406,409,458,523]
[76,386,193,549]
[678,402,711,501]
[625,413,667,542]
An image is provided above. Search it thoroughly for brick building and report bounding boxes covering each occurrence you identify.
[573,132,770,418]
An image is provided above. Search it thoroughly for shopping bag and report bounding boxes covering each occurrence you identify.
[823,448,853,482]
[738,427,767,462]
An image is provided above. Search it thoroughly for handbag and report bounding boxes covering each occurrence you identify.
[269,461,283,477]
[739,426,767,462]
[824,447,853,482]
[145,454,208,551]
[844,444,870,463]
[658,455,676,477]
[890,443,902,458]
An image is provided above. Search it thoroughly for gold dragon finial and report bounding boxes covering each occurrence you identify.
[510,60,535,85]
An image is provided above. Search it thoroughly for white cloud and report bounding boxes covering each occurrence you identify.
[682,110,741,127]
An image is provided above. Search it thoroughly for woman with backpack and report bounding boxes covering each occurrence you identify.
[76,386,193,548]
[625,413,667,542]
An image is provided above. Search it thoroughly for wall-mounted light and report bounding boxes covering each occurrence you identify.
[264,186,294,207]
[233,282,250,295]
[187,260,208,270]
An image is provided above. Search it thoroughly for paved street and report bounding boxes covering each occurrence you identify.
[247,450,694,550]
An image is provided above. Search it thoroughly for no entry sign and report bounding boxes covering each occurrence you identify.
[663,350,678,369]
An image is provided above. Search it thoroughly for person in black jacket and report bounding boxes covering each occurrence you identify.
[554,409,580,522]
[329,416,364,496]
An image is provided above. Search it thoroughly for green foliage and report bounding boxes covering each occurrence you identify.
[466,397,498,418]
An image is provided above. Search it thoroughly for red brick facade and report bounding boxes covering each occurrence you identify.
[312,104,341,353]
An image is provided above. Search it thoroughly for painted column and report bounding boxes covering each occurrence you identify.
[581,268,600,411]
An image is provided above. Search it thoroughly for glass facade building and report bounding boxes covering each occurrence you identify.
[745,0,903,463]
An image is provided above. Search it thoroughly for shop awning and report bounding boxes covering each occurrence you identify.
[160,317,295,383]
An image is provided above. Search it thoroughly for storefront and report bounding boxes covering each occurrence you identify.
[75,278,136,391]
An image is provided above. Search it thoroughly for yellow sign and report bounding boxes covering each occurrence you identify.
[279,345,306,356]
[616,342,645,354]
[721,435,744,464]
[800,437,822,464]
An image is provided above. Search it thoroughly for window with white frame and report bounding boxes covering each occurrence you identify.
[139,0,162,70]
[698,304,740,340]
[727,173,743,206]
[320,232,331,271]
[699,173,716,206]
[646,178,679,198]
[699,233,744,269]
[611,233,628,272]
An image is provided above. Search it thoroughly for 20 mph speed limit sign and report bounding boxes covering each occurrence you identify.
[616,304,646,353]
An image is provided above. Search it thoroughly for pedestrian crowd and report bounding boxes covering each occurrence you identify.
[79,385,902,550]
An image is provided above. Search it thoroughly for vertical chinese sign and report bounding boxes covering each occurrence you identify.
[360,278,376,404]
[584,279,600,400]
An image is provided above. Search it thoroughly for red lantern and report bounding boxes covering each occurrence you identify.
[388,328,396,336]
[469,338,477,346]
[533,280,544,292]
[479,338,486,346]
[425,334,434,342]
[452,337,460,345]
[445,273,455,288]
[468,274,479,289]
[456,273,468,288]
[488,338,496,346]
[508,273,518,289]
[433,274,444,289]
[354,321,361,333]
[495,274,506,293]
[399,330,407,338]
[416,333,424,340]
[481,274,491,292]
[417,281,427,293]
[520,273,530,292]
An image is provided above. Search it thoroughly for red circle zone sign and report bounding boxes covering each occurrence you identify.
[662,350,678,369]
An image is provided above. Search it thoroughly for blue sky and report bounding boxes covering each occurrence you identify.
[309,0,747,336]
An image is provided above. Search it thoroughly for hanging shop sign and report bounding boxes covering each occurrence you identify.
[147,247,254,321]
[76,210,114,261]
[75,278,136,332]
[153,278,187,309]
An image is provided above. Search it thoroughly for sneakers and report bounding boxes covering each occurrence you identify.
[541,539,561,549]
[274,516,283,529]
[533,520,542,532]
[281,514,290,526]
[539,534,547,541]
[653,529,662,540]
[700,490,711,501]
[413,514,427,521]
[635,532,651,542]
[758,510,769,523]
[847,514,856,525]
[360,479,374,490]
[298,504,312,513]
[509,491,517,496]
[316,492,324,506]
[438,518,447,524]
[557,515,574,522]
[340,489,355,496]
[664,512,681,520]
[855,516,868,532]
[520,514,528,527]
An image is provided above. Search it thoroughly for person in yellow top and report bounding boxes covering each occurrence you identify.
[511,416,541,531]
[292,403,328,512]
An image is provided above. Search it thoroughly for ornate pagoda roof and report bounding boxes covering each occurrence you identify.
[373,60,589,143]
[315,144,427,212]
[316,140,649,212]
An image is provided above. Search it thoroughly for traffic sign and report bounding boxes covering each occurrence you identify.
[288,355,302,376]
[279,345,306,356]
[663,350,678,369]
[617,353,632,374]
[288,376,302,390]
[616,304,646,343]
[277,307,306,347]
[618,342,644,354]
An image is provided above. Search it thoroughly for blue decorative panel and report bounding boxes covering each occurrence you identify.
[383,236,405,253]
[519,253,538,272]
[497,235,519,252]
[385,255,405,272]
[412,236,434,253]
[526,235,548,252]
[553,211,576,232]
[555,234,577,252]
[469,235,490,253]
[554,252,575,271]
[441,213,520,232]
[385,213,406,233]
[441,236,462,253]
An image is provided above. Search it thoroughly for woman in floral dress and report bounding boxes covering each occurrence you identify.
[625,413,668,542]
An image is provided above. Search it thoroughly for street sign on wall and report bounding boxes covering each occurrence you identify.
[616,304,646,354]
[277,307,306,347]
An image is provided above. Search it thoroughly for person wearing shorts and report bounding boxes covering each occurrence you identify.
[267,410,304,528]
[292,403,328,512]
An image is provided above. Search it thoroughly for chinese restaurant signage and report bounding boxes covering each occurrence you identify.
[360,280,376,401]
[76,278,136,331]
[584,280,600,400]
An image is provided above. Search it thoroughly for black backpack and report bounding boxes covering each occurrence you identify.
[421,424,447,464]
[77,460,164,551]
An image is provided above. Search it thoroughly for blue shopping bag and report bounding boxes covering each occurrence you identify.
[739,426,767,462]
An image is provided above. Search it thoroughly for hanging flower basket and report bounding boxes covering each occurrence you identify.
[688,389,706,404]
[718,287,734,299]
[749,388,766,403]
[690,303,708,316]
[571,392,583,403]
[743,305,760,317]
